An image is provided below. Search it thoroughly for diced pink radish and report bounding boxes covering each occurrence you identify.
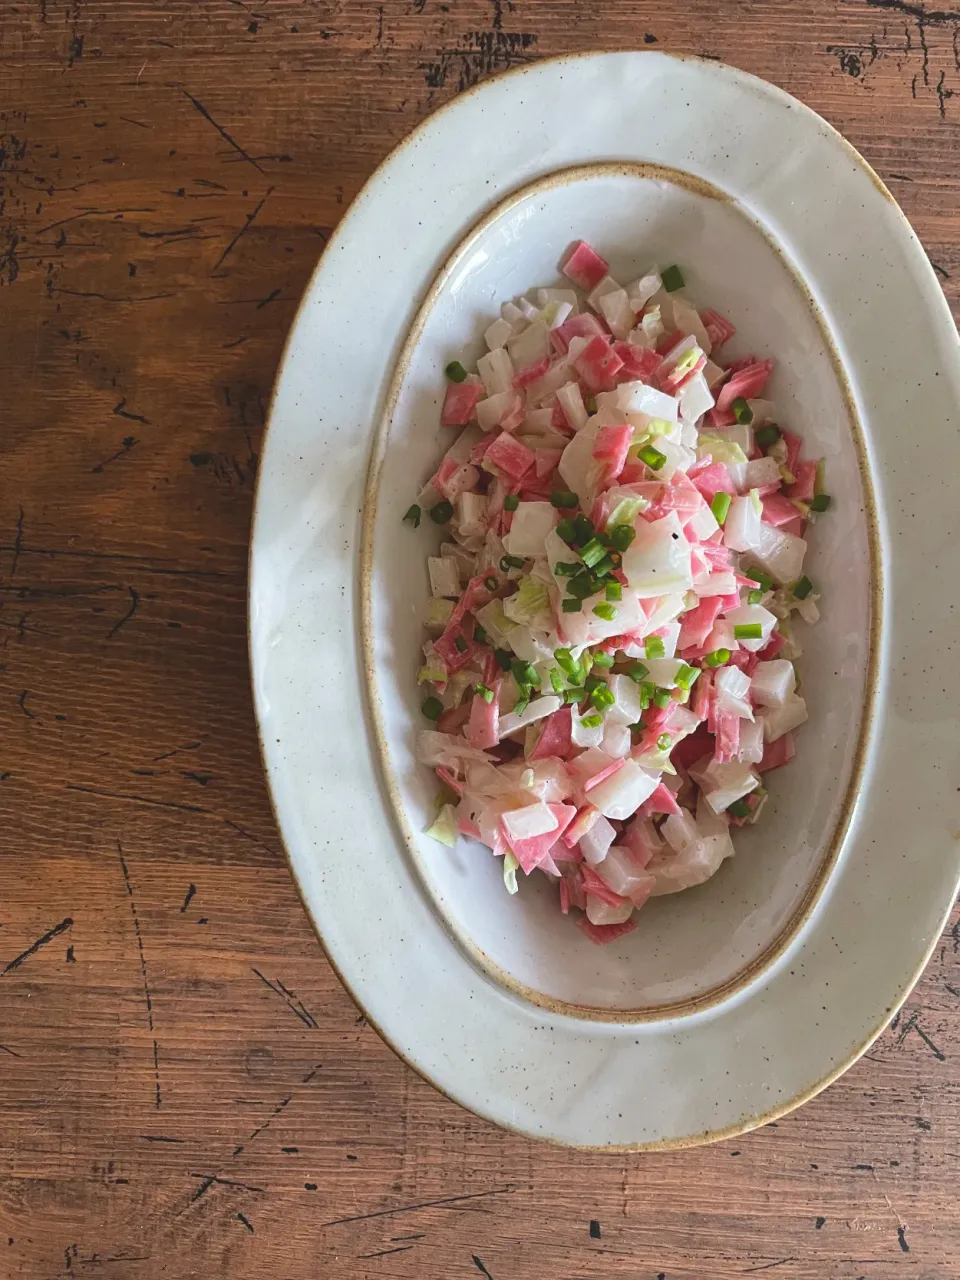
[551,311,607,355]
[580,862,630,908]
[762,492,801,527]
[559,879,571,915]
[562,803,601,848]
[561,240,610,292]
[705,405,737,428]
[507,802,577,873]
[758,731,796,772]
[700,308,735,347]
[786,459,817,502]
[781,429,803,475]
[714,712,741,763]
[692,462,735,503]
[638,782,682,817]
[528,707,573,761]
[612,341,663,382]
[441,380,483,426]
[467,683,500,750]
[436,703,471,734]
[435,765,463,796]
[457,814,482,839]
[485,431,535,483]
[757,630,787,660]
[534,448,563,480]
[512,354,551,390]
[574,335,624,392]
[576,916,638,945]
[781,516,805,538]
[500,393,526,433]
[678,595,725,650]
[433,625,478,675]
[469,436,494,466]
[716,359,773,410]
[725,353,759,374]
[593,423,633,482]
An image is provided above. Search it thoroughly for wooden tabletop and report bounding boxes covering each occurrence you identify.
[2,2,959,1276]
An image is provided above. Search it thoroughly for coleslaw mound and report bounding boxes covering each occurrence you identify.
[405,241,827,944]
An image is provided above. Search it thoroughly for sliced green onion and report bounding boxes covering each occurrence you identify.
[726,797,752,819]
[564,686,587,704]
[550,490,579,509]
[429,500,454,524]
[645,635,665,659]
[661,264,684,292]
[809,494,831,512]
[731,396,754,424]
[403,503,421,528]
[605,581,622,603]
[561,598,583,613]
[581,713,603,728]
[626,661,649,684]
[445,360,468,382]
[747,588,765,605]
[494,648,513,671]
[473,623,488,645]
[504,493,520,512]
[584,674,604,694]
[637,444,667,471]
[585,394,598,414]
[592,602,617,621]
[653,688,673,709]
[573,514,596,543]
[555,517,578,543]
[744,567,774,592]
[608,523,636,551]
[590,684,615,711]
[552,561,578,577]
[454,635,468,652]
[475,682,495,704]
[549,667,566,695]
[484,575,499,591]
[511,659,539,687]
[639,680,655,709]
[675,663,699,691]
[500,554,525,571]
[703,647,731,668]
[755,424,782,448]
[711,491,732,525]
[421,696,443,721]
[591,650,615,669]
[656,733,672,751]
[554,648,580,679]
[513,696,530,717]
[733,623,763,640]
[567,575,596,600]
[793,575,814,600]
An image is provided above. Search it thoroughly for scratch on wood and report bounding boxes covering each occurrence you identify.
[182,89,264,172]
[0,1044,22,1057]
[361,1246,416,1258]
[212,186,274,273]
[10,506,23,577]
[323,1186,516,1227]
[743,1259,797,1274]
[117,840,162,1108]
[140,1134,185,1143]
[113,398,151,424]
[106,587,140,639]
[17,690,34,718]
[473,1255,496,1279]
[92,435,137,474]
[251,967,318,1028]
[179,884,196,913]
[1,916,73,975]
[236,1212,255,1232]
[66,783,208,815]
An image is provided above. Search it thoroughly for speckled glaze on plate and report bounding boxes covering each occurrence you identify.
[250,52,960,1148]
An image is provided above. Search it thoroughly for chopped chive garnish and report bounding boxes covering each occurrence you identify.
[731,396,753,424]
[421,696,443,721]
[639,680,655,709]
[454,635,468,652]
[564,686,587,703]
[645,635,665,659]
[573,513,596,543]
[513,696,529,717]
[591,650,614,669]
[476,682,495,704]
[703,647,731,668]
[675,663,699,691]
[809,494,831,512]
[653,688,673,709]
[549,667,566,695]
[504,493,520,512]
[590,684,615,710]
[726,797,752,819]
[484,575,499,591]
[584,674,603,694]
[429,500,454,524]
[581,713,603,728]
[711,491,732,525]
[511,659,538,687]
[403,503,421,528]
[567,575,595,600]
[592,602,617,621]
[744,566,774,591]
[656,733,672,751]
[755,423,782,448]
[605,581,622,603]
[608,523,636,551]
[445,360,468,382]
[473,623,488,645]
[554,648,579,678]
[747,588,765,605]
[661,264,684,292]
[585,394,598,413]
[555,517,577,543]
[500,554,525,571]
[733,623,763,640]
[554,561,580,576]
[562,598,583,613]
[550,490,579,509]
[588,552,614,575]
[626,661,649,684]
[637,444,667,471]
[793,575,814,600]
[494,648,513,671]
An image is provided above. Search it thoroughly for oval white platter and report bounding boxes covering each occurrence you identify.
[250,52,960,1149]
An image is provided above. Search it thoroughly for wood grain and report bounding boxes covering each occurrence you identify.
[2,2,959,1276]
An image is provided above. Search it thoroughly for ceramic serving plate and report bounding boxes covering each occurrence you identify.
[250,52,960,1148]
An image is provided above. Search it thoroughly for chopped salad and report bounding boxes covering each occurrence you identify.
[405,240,826,945]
